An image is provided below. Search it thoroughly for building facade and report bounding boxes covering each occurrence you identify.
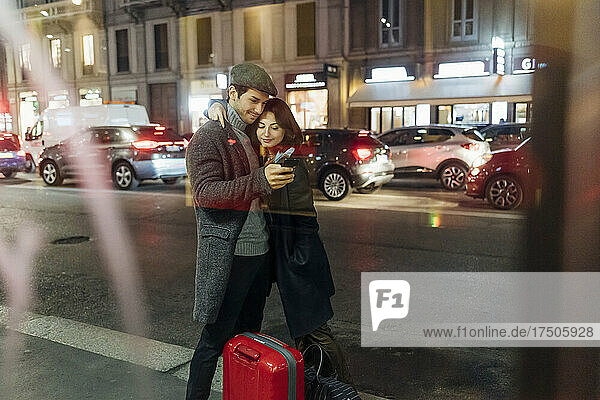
[1,0,536,136]
[346,0,536,132]
[6,0,107,135]
[103,0,346,134]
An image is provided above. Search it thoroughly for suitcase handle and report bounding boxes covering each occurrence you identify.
[234,344,261,362]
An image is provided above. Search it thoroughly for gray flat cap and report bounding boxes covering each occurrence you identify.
[229,63,277,97]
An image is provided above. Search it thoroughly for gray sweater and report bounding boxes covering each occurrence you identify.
[226,104,269,256]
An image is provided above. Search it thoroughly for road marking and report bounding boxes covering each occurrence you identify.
[3,180,524,220]
[316,201,526,220]
[0,305,385,399]
[0,183,187,199]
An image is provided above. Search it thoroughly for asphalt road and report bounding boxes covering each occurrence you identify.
[0,173,527,399]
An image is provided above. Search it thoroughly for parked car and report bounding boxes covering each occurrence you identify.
[479,123,531,151]
[300,129,395,201]
[38,125,187,190]
[24,104,150,173]
[466,137,535,210]
[0,133,26,178]
[376,125,490,190]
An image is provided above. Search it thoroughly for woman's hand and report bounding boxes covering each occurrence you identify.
[207,102,227,128]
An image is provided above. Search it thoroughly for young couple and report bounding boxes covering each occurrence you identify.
[185,62,350,400]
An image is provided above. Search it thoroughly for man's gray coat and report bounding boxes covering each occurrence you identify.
[186,120,272,324]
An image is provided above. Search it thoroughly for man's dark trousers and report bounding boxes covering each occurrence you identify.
[186,252,271,400]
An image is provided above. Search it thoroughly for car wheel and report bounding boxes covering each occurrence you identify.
[320,169,350,201]
[439,162,467,190]
[485,175,523,210]
[41,161,63,186]
[1,170,15,178]
[112,161,139,190]
[162,177,179,185]
[24,155,36,173]
[356,183,382,194]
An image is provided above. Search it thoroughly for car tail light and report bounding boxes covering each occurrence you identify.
[461,143,481,151]
[155,126,166,131]
[352,148,373,161]
[133,140,160,149]
[358,130,370,137]
[17,150,26,157]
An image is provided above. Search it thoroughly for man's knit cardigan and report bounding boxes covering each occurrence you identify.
[186,119,272,324]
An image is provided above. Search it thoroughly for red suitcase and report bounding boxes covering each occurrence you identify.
[223,332,305,400]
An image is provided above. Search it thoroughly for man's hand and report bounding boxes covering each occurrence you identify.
[265,164,295,190]
[208,102,227,128]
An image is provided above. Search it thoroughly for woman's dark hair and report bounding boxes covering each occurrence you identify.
[248,98,302,150]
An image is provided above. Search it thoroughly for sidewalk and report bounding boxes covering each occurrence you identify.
[0,307,383,400]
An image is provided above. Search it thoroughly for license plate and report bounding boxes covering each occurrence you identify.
[0,152,12,159]
[377,154,388,162]
[166,145,180,152]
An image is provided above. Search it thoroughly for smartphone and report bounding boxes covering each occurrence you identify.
[281,158,299,168]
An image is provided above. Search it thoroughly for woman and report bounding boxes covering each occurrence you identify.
[208,98,352,382]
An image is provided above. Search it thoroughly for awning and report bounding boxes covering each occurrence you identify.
[348,74,533,107]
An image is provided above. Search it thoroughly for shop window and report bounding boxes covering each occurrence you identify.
[82,34,94,75]
[491,101,508,124]
[287,89,328,129]
[416,104,431,125]
[197,17,212,65]
[453,103,489,124]
[116,29,130,73]
[515,103,529,123]
[370,108,381,132]
[438,105,452,124]
[392,107,403,128]
[297,2,316,57]
[403,106,416,126]
[380,0,403,47]
[244,11,261,61]
[452,0,477,41]
[50,39,61,69]
[382,107,393,132]
[154,24,169,70]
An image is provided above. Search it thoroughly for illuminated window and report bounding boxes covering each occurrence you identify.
[82,34,94,66]
[380,0,403,47]
[50,39,61,69]
[452,0,477,41]
[287,89,328,129]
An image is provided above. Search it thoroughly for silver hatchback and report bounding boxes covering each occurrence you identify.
[376,125,490,190]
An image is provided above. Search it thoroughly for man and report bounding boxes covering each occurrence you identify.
[185,63,295,400]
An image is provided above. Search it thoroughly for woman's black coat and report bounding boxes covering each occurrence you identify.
[265,158,335,339]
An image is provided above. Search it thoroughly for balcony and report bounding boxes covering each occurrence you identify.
[17,0,101,21]
[118,0,161,8]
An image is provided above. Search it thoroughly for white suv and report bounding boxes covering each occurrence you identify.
[377,125,490,190]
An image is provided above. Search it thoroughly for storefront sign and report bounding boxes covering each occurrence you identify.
[513,57,536,74]
[366,66,415,83]
[492,37,505,75]
[285,72,327,90]
[434,61,489,79]
[325,64,339,78]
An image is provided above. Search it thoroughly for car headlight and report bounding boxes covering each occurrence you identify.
[471,153,493,168]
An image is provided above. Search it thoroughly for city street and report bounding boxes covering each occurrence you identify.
[0,173,526,399]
